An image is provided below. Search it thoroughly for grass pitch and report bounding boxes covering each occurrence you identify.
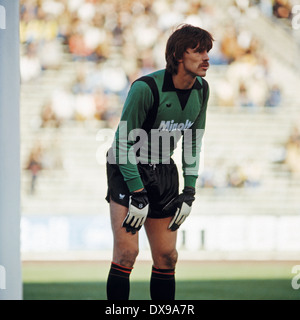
[22,260,299,300]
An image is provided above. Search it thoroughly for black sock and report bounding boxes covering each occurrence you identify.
[106,262,133,300]
[150,266,175,300]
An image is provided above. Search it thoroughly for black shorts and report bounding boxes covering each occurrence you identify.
[105,159,179,218]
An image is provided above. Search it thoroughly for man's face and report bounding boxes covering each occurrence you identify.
[179,46,210,78]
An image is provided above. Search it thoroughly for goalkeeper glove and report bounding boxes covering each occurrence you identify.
[163,186,195,231]
[122,189,149,234]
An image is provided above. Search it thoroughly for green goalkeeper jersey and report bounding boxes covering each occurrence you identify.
[111,69,209,192]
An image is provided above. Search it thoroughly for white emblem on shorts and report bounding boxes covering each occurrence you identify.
[119,193,125,200]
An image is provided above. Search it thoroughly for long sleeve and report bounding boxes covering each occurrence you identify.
[113,80,153,192]
[182,84,209,188]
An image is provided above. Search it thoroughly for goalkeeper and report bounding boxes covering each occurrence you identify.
[105,24,213,300]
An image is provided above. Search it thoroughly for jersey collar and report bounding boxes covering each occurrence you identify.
[162,69,203,92]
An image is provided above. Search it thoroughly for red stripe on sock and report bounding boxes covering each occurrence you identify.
[152,270,175,276]
[111,262,133,274]
[111,267,131,274]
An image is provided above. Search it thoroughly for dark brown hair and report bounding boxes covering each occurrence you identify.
[165,24,214,74]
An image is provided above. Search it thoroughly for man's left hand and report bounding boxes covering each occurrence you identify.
[162,186,195,231]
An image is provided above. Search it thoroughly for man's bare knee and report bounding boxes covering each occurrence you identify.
[115,248,139,268]
[163,249,178,268]
[154,248,178,269]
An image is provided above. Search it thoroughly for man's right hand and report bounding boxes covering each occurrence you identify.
[122,189,149,234]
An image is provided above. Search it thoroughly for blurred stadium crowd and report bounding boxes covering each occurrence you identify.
[20,0,300,193]
[20,0,296,113]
